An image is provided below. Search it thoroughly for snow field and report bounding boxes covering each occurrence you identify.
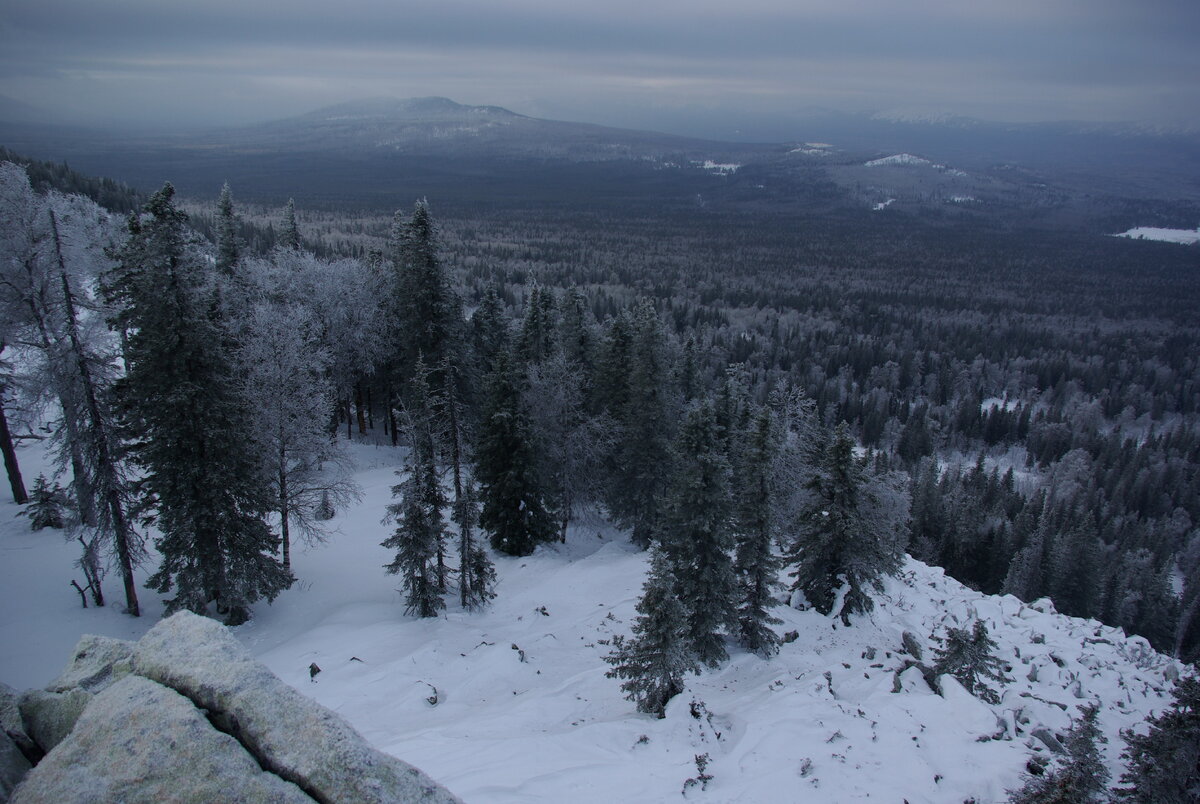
[0,437,1183,802]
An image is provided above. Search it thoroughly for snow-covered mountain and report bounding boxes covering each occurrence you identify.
[0,439,1182,803]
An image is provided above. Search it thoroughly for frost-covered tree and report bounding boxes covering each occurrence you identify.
[214,182,241,277]
[439,358,495,609]
[0,164,143,613]
[108,183,290,625]
[278,198,300,251]
[1009,704,1108,804]
[234,288,360,571]
[932,620,1007,704]
[475,348,554,556]
[524,351,611,541]
[660,399,738,667]
[605,547,698,717]
[785,422,906,624]
[1116,676,1200,803]
[733,406,783,657]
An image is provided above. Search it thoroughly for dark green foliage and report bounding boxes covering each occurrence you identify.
[0,146,140,213]
[605,548,698,717]
[932,620,1007,704]
[786,422,905,625]
[660,400,738,667]
[25,474,67,530]
[383,365,447,617]
[601,299,675,548]
[475,349,554,556]
[1009,704,1108,803]
[215,183,241,276]
[1116,676,1200,803]
[733,407,783,657]
[108,184,291,625]
[278,198,300,250]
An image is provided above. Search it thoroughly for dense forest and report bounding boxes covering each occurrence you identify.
[2,152,1199,771]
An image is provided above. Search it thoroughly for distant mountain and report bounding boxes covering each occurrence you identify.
[2,96,1197,228]
[217,96,767,165]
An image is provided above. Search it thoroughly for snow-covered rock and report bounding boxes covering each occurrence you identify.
[16,688,90,754]
[0,732,30,802]
[133,612,459,804]
[11,676,311,804]
[44,635,132,695]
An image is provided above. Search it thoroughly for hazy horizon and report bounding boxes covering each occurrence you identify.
[2,0,1198,142]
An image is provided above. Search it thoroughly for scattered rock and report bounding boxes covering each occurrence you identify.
[901,631,923,660]
[10,676,310,804]
[1030,726,1066,755]
[782,631,799,644]
[17,688,90,754]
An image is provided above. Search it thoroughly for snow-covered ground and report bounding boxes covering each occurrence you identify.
[1112,226,1200,245]
[0,437,1182,802]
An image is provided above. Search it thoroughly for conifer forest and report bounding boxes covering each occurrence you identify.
[1,135,1198,801]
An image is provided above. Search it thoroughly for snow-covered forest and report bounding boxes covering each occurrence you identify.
[1,157,1199,802]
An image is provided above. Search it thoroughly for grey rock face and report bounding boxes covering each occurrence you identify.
[0,732,32,803]
[0,683,37,766]
[10,676,311,804]
[44,635,133,694]
[16,689,90,754]
[133,612,460,804]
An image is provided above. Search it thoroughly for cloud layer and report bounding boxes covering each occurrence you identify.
[2,0,1197,136]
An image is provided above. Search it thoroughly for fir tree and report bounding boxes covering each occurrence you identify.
[786,422,905,625]
[108,184,291,625]
[605,547,698,717]
[383,366,447,617]
[932,620,1007,704]
[1116,676,1200,803]
[660,400,738,667]
[733,406,783,657]
[215,182,241,277]
[1009,704,1108,804]
[475,348,554,556]
[25,474,67,530]
[278,198,299,250]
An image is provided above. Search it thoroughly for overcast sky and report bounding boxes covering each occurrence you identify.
[2,0,1198,138]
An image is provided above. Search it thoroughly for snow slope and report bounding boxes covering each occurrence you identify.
[0,438,1183,802]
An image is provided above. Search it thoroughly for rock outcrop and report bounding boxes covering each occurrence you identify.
[7,612,461,804]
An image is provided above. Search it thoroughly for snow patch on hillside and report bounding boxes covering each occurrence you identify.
[866,153,932,168]
[694,160,740,175]
[1112,226,1200,245]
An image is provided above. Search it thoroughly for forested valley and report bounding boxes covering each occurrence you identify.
[2,148,1199,799]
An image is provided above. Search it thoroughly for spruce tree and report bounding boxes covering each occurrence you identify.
[215,182,241,277]
[278,198,300,250]
[786,422,905,625]
[605,547,698,717]
[660,399,738,667]
[733,406,783,657]
[475,348,554,556]
[1009,704,1108,804]
[1116,676,1200,803]
[383,365,447,617]
[932,620,1007,703]
[108,184,291,625]
[25,474,67,530]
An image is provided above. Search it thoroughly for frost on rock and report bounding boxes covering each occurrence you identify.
[10,676,311,804]
[132,612,460,804]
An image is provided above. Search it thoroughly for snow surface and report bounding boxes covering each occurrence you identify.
[0,436,1183,802]
[873,199,896,211]
[865,154,932,168]
[694,161,740,175]
[1112,226,1200,245]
